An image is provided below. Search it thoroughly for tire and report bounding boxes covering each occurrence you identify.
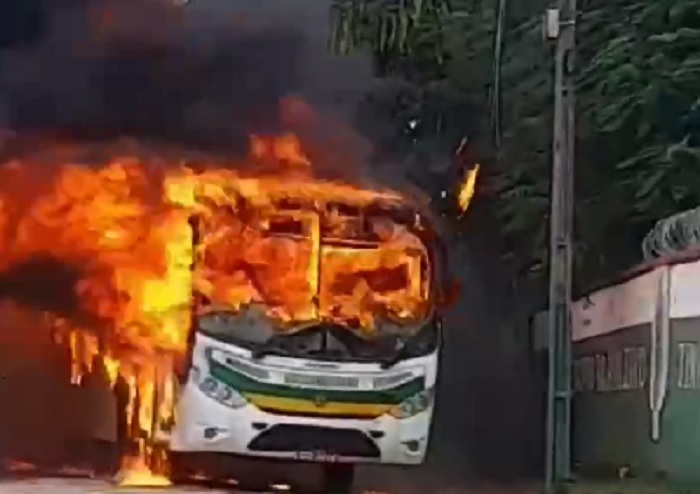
[322,464,354,494]
[167,452,193,485]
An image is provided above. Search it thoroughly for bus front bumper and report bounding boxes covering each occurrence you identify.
[169,385,433,465]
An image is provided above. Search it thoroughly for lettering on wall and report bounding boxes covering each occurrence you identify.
[623,346,647,389]
[594,354,608,390]
[677,342,698,389]
[574,346,647,393]
[574,356,595,392]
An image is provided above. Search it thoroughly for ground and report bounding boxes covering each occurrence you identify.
[0,475,540,494]
[0,478,523,494]
[0,478,691,494]
[0,478,232,494]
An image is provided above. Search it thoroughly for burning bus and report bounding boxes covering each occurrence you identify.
[0,132,459,491]
[166,164,453,492]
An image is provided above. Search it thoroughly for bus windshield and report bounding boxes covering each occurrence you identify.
[191,199,433,336]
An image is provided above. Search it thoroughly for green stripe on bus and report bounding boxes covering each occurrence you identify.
[207,359,424,404]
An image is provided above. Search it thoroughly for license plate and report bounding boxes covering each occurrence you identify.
[284,373,359,388]
[294,450,339,462]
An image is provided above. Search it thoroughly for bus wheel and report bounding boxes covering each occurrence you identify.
[167,452,193,485]
[322,464,354,494]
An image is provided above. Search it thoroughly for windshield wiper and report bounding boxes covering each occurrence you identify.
[380,342,412,369]
[251,326,326,360]
[250,334,296,360]
[251,342,290,360]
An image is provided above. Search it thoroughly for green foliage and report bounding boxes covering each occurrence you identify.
[329,0,455,78]
[570,0,700,288]
[329,0,700,295]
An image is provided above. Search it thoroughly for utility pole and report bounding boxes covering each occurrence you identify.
[543,0,576,489]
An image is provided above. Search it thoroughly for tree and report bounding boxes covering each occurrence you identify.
[329,0,497,205]
[572,0,700,286]
[329,0,454,76]
[489,0,700,291]
[330,0,700,297]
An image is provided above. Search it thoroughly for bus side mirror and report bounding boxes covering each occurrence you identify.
[438,279,460,310]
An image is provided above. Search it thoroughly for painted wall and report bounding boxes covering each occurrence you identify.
[572,323,656,475]
[659,317,700,480]
[572,317,700,481]
[535,257,700,481]
[532,265,662,348]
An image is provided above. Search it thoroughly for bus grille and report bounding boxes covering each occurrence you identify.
[247,424,381,459]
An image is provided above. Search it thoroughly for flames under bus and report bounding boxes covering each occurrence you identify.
[169,185,452,493]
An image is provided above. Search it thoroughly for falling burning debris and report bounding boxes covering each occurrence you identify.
[457,163,480,215]
[0,127,432,480]
[452,137,480,216]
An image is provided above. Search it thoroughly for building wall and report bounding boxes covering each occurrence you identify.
[655,316,700,480]
[572,323,654,475]
[572,317,700,481]
[535,257,700,481]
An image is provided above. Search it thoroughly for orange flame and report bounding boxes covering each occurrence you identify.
[117,456,172,487]
[458,163,480,215]
[250,132,311,170]
[0,130,433,477]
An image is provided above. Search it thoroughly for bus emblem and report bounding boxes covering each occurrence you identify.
[313,394,327,408]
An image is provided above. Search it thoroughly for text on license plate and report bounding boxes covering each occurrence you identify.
[294,450,339,462]
[283,373,360,388]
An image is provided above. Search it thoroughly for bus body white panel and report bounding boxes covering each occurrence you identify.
[170,333,439,465]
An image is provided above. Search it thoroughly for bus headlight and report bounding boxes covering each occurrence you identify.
[198,375,248,409]
[216,384,248,409]
[388,388,434,419]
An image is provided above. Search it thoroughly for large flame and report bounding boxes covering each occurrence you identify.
[116,456,172,487]
[0,131,432,480]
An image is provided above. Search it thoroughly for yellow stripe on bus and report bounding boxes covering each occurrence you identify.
[244,393,393,418]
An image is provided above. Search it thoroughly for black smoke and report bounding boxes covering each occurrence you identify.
[0,0,308,154]
[0,256,88,322]
[0,0,45,48]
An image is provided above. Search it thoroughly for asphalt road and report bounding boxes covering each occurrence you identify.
[0,478,224,493]
[0,477,541,494]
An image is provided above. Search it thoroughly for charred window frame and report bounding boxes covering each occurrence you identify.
[186,200,443,326]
